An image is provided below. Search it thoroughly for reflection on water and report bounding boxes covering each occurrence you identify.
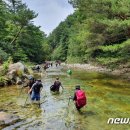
[0,66,130,130]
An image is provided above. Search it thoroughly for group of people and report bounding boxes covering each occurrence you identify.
[26,75,87,111]
[31,61,62,73]
[55,60,61,67]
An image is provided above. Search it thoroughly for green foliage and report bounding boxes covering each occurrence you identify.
[47,0,130,68]
[1,0,130,68]
[96,57,121,65]
[2,57,12,75]
[67,56,83,63]
[13,48,28,62]
[0,0,49,63]
[48,11,88,62]
[51,45,65,61]
[0,76,7,86]
[0,48,9,61]
[17,24,47,63]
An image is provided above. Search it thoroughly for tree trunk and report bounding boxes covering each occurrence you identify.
[10,26,23,44]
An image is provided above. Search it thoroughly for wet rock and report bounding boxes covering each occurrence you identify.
[0,109,8,112]
[0,109,4,112]
[0,120,5,125]
[12,111,18,114]
[5,102,14,106]
[0,82,5,87]
[0,112,21,127]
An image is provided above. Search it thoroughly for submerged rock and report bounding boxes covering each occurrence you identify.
[0,111,21,127]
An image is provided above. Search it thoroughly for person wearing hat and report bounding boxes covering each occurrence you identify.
[28,79,43,101]
[27,76,35,95]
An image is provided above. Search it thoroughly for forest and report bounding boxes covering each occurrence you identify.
[1,1,130,129]
[1,0,130,69]
[0,0,50,63]
[48,0,130,68]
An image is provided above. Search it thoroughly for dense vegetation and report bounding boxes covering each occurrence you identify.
[48,0,130,68]
[1,0,130,69]
[0,0,50,63]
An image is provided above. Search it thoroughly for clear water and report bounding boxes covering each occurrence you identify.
[0,65,130,130]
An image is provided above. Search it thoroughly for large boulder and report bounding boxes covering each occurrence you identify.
[8,62,28,74]
[7,62,29,84]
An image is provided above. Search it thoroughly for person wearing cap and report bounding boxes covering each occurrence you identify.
[28,79,43,101]
[27,76,35,95]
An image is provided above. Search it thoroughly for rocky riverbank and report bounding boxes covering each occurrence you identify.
[63,63,130,80]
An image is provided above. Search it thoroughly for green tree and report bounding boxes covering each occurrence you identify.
[0,0,49,63]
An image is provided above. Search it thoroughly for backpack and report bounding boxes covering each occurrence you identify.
[50,85,56,92]
[54,81,61,87]
[76,90,87,107]
[33,82,42,93]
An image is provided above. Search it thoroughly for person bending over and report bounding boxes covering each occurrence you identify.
[28,79,43,101]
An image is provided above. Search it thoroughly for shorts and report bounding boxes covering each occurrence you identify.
[31,91,40,101]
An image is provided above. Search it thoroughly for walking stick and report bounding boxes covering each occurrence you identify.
[24,94,29,106]
[68,97,71,106]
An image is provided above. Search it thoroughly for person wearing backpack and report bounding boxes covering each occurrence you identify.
[28,79,43,101]
[70,85,87,111]
[50,77,63,92]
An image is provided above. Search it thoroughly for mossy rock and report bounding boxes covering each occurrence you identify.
[0,76,8,87]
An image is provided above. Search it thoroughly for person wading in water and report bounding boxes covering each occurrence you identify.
[70,85,87,111]
[28,79,43,106]
[27,76,35,95]
[50,77,63,93]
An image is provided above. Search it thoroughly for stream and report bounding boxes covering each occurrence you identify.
[0,65,130,130]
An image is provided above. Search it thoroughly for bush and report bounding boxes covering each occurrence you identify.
[2,57,13,75]
[0,76,7,86]
[0,48,9,61]
[67,56,83,63]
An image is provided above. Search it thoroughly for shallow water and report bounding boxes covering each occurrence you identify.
[0,65,130,130]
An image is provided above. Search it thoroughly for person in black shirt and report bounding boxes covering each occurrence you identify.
[28,79,43,101]
[50,77,63,92]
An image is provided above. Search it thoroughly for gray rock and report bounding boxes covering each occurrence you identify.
[7,62,29,85]
[0,112,21,127]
